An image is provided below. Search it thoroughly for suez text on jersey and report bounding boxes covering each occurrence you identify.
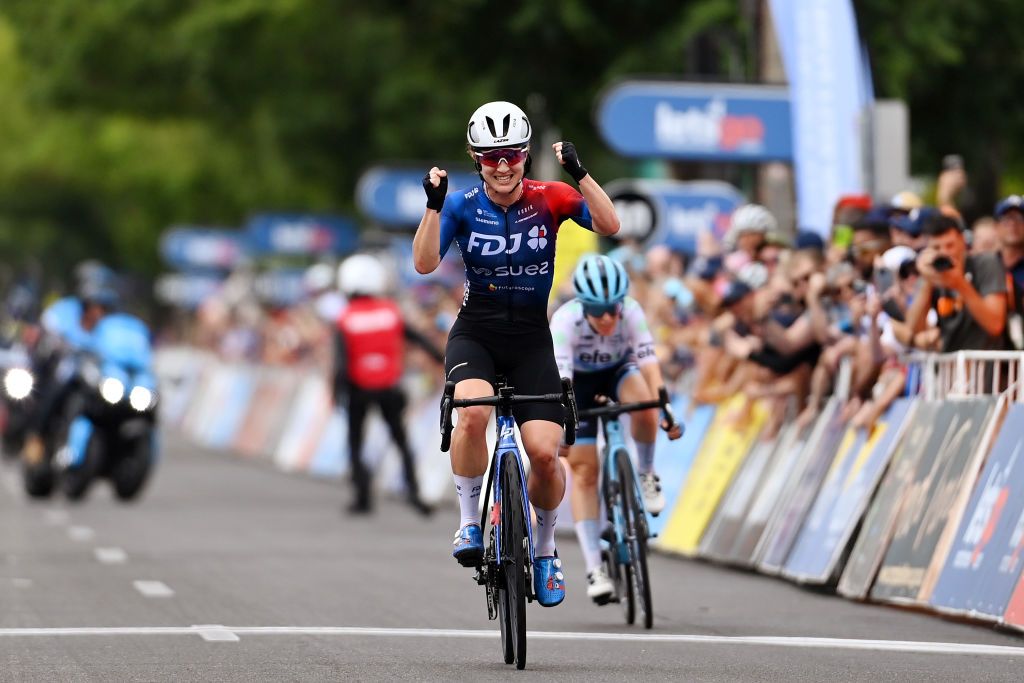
[471,262,550,277]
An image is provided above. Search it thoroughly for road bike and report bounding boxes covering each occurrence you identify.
[440,376,577,670]
[576,387,677,629]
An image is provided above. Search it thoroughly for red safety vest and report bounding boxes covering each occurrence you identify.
[337,298,404,389]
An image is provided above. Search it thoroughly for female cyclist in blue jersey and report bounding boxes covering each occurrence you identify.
[413,100,619,607]
[550,254,683,603]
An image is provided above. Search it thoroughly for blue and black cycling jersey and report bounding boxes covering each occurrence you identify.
[439,179,593,329]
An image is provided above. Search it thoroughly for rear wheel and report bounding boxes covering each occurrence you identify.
[23,460,54,498]
[617,448,653,629]
[498,451,528,670]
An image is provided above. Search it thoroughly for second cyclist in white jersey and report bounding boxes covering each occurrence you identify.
[550,254,683,603]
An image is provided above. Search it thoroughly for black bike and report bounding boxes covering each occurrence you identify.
[440,377,577,670]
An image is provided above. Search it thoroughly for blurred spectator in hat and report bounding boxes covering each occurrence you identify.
[889,190,923,214]
[724,204,775,271]
[889,206,934,251]
[303,262,346,324]
[995,195,1024,348]
[969,217,1000,255]
[795,230,825,256]
[849,215,891,281]
[907,213,1007,352]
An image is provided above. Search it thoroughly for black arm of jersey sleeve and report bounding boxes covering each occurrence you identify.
[403,324,445,364]
[331,330,349,401]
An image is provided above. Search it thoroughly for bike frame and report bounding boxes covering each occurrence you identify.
[481,411,536,576]
[599,412,649,564]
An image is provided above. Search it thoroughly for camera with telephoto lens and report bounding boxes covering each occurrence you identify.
[932,255,954,272]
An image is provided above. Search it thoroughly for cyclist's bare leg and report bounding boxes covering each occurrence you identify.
[567,444,600,521]
[617,372,658,444]
[521,419,565,557]
[451,379,494,477]
[568,443,605,576]
[520,420,566,509]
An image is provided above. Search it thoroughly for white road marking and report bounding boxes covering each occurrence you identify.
[68,526,95,542]
[43,509,69,526]
[94,547,127,564]
[0,626,1019,656]
[133,581,174,598]
[194,625,241,642]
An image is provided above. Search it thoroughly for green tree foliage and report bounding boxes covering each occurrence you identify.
[27,1,1022,276]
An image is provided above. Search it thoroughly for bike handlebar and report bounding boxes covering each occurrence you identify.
[576,387,679,433]
[439,378,579,452]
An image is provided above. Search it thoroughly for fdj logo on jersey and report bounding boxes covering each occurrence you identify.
[468,232,522,255]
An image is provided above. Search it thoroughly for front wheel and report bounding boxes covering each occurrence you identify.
[498,451,528,670]
[62,432,102,502]
[617,448,653,629]
[111,434,154,501]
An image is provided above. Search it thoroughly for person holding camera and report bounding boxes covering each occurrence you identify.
[905,213,1008,352]
[995,195,1024,349]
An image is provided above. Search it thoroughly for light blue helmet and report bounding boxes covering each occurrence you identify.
[573,254,629,307]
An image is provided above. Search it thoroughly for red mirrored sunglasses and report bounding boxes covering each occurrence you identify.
[473,146,529,168]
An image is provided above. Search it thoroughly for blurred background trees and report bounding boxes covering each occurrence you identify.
[0,0,1020,277]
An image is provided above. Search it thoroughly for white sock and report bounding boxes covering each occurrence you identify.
[454,474,483,528]
[574,519,603,573]
[534,507,558,557]
[635,441,656,475]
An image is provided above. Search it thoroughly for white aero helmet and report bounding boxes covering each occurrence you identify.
[725,203,777,246]
[466,101,531,148]
[338,254,386,297]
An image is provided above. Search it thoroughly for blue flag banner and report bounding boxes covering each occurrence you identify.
[357,166,480,227]
[160,227,249,271]
[769,0,871,235]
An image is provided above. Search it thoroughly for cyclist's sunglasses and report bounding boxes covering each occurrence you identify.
[583,302,621,318]
[473,146,529,168]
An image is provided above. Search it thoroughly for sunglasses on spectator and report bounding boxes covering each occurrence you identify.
[583,302,621,318]
[473,146,529,168]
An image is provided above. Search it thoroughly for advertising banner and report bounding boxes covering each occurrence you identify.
[732,423,807,565]
[659,394,766,555]
[871,400,996,603]
[246,213,358,256]
[597,81,793,162]
[931,405,1024,618]
[758,403,848,574]
[783,399,914,584]
[154,272,225,310]
[649,399,716,540]
[605,179,745,254]
[700,436,779,562]
[356,166,480,227]
[159,227,249,271]
[838,402,945,599]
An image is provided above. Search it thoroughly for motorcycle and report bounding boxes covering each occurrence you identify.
[0,342,35,458]
[54,313,159,501]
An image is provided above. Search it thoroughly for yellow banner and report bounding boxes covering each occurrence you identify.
[658,394,767,555]
[551,219,599,302]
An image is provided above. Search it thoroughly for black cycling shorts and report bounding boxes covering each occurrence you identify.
[571,361,638,445]
[444,316,564,426]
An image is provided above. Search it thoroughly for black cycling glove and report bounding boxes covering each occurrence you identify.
[423,171,448,212]
[559,142,589,183]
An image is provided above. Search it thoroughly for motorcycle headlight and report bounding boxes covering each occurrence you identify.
[100,377,125,404]
[128,386,155,412]
[4,368,34,400]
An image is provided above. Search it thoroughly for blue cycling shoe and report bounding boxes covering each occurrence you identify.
[533,555,566,607]
[452,524,484,567]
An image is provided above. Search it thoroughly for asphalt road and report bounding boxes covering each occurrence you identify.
[3,434,1024,681]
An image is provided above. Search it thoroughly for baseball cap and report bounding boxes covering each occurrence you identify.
[795,230,825,251]
[891,206,939,237]
[995,195,1024,218]
[890,191,924,212]
[720,280,753,308]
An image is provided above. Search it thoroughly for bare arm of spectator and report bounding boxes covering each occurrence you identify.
[904,255,936,336]
[937,266,1007,338]
[805,273,833,344]
[760,315,815,355]
[936,167,967,210]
